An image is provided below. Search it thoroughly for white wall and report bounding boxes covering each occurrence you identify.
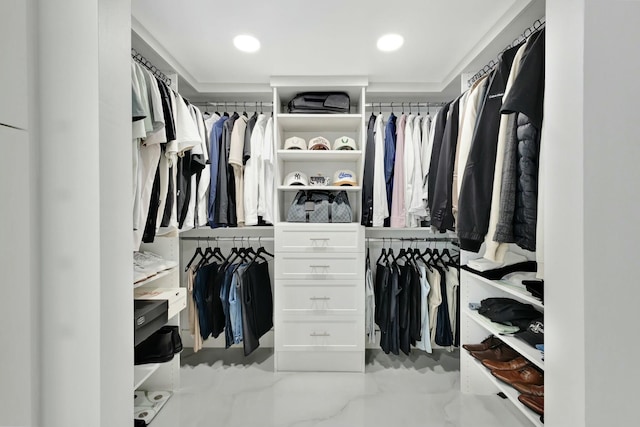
[546,0,640,426]
[37,1,132,426]
[582,1,640,426]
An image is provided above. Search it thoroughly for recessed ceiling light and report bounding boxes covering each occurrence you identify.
[377,34,404,52]
[233,35,260,53]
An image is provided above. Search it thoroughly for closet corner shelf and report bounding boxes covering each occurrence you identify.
[133,267,177,289]
[463,270,544,310]
[471,359,544,427]
[277,114,362,131]
[278,185,361,192]
[277,150,362,161]
[464,308,544,370]
[134,363,160,390]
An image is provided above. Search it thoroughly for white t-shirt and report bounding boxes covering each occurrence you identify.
[260,117,275,224]
[174,94,201,154]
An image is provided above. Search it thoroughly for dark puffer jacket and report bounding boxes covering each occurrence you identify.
[494,112,540,251]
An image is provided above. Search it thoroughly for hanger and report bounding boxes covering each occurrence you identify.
[376,237,387,265]
[185,238,205,272]
[242,102,248,117]
[417,103,421,116]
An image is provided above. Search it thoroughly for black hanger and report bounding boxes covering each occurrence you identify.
[185,239,205,272]
[376,238,387,265]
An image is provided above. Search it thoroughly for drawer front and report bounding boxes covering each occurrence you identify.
[277,281,361,314]
[275,224,364,253]
[275,350,364,372]
[277,318,363,350]
[275,253,364,280]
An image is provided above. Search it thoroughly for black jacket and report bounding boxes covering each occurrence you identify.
[361,114,377,226]
[427,102,451,217]
[495,29,545,251]
[457,44,521,252]
[431,97,461,232]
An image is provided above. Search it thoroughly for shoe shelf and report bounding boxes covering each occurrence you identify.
[134,267,178,289]
[471,358,543,427]
[465,271,543,310]
[133,363,160,390]
[464,307,544,370]
[277,150,363,162]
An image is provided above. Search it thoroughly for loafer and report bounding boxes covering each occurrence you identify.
[462,335,502,352]
[492,366,544,386]
[470,343,519,362]
[482,356,529,371]
[518,394,544,415]
[512,383,544,397]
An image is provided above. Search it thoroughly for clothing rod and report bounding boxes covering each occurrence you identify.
[192,101,273,108]
[364,102,448,108]
[181,236,275,242]
[467,17,545,87]
[131,48,172,86]
[365,237,458,243]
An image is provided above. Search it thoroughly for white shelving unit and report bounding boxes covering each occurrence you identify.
[277,185,362,192]
[134,267,178,289]
[133,364,160,390]
[461,268,544,425]
[277,150,362,162]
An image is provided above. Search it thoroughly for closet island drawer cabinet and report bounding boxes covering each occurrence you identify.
[275,223,364,253]
[274,223,365,372]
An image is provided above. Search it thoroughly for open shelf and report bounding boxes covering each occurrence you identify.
[277,150,362,161]
[464,308,544,370]
[278,185,361,192]
[472,358,544,427]
[463,270,544,310]
[133,267,177,289]
[134,364,160,390]
[277,114,362,131]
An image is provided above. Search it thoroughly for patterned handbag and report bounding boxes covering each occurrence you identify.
[287,190,352,223]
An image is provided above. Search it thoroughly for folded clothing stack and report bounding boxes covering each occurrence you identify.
[134,251,178,284]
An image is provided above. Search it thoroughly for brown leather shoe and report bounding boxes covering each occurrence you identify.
[462,335,502,352]
[518,394,544,415]
[470,343,519,362]
[492,366,544,386]
[512,383,544,396]
[482,356,529,371]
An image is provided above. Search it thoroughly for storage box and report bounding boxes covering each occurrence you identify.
[134,287,187,320]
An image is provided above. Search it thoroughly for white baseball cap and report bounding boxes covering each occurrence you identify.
[308,136,331,150]
[333,169,357,186]
[284,136,307,150]
[333,136,357,150]
[283,171,309,186]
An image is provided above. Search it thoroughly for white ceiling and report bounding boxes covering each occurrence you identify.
[131,0,545,102]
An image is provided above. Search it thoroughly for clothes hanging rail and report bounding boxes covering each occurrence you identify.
[366,237,458,243]
[180,236,274,242]
[131,48,172,87]
[467,17,545,87]
[364,102,448,114]
[192,101,274,111]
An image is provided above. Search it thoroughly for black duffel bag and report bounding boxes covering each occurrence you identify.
[287,92,350,114]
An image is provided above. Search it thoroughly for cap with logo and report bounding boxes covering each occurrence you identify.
[284,136,307,150]
[333,136,357,151]
[333,169,357,186]
[308,136,331,151]
[516,318,544,347]
[283,171,309,186]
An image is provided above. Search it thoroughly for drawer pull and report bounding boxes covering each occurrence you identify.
[309,265,330,269]
[309,296,331,301]
[310,332,330,337]
[309,238,330,247]
[309,238,330,241]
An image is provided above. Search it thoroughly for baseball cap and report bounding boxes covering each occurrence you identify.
[308,136,331,150]
[516,318,544,348]
[333,136,357,150]
[333,169,357,186]
[284,136,307,150]
[283,171,309,186]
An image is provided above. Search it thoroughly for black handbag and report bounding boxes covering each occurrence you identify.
[287,190,352,223]
[287,92,350,114]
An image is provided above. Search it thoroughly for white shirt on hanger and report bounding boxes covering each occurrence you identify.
[409,115,426,221]
[244,114,267,226]
[260,117,275,224]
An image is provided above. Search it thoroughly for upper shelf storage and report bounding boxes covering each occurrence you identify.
[277,114,362,132]
[277,150,362,162]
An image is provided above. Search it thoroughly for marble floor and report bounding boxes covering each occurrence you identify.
[149,348,530,427]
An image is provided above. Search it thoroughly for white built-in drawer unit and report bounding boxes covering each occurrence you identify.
[278,280,360,314]
[276,252,364,280]
[278,318,363,350]
[275,223,364,253]
[274,223,365,372]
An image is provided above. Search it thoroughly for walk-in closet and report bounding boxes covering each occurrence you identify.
[3,1,640,427]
